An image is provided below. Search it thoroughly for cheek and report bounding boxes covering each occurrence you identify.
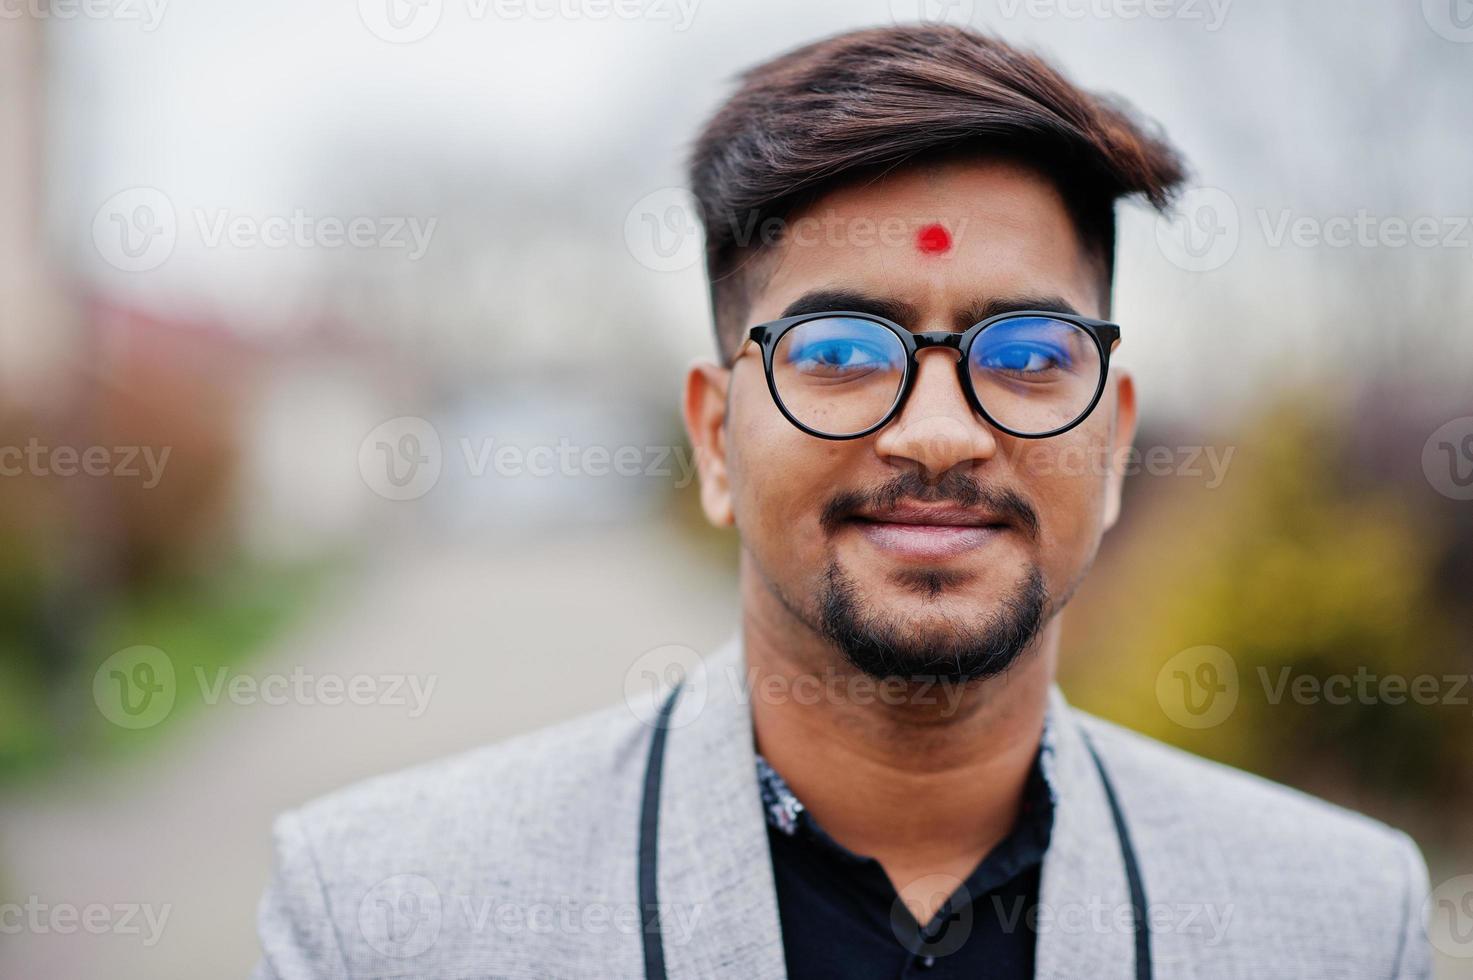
[727,381,852,545]
[1014,428,1113,555]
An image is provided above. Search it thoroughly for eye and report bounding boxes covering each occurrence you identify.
[978,343,1067,374]
[788,338,891,375]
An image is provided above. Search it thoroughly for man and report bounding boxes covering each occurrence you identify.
[254,25,1430,979]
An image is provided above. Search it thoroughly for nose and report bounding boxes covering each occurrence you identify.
[873,348,998,481]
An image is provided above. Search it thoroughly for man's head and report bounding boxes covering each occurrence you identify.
[681,25,1186,684]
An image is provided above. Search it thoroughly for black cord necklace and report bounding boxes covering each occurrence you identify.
[637,684,1152,980]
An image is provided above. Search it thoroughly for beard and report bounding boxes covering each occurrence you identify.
[756,468,1053,684]
[815,560,1049,684]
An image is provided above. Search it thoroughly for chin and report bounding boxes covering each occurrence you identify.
[817,561,1049,684]
[849,555,1030,605]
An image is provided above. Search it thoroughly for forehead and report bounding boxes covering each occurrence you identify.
[746,158,1102,326]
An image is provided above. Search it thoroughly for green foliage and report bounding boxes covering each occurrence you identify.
[0,561,328,783]
[1063,400,1470,837]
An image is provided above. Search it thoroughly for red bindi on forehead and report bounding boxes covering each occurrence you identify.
[915,223,952,255]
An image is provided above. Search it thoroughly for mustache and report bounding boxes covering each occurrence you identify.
[820,470,1041,541]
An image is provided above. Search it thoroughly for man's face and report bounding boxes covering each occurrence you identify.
[685,158,1136,681]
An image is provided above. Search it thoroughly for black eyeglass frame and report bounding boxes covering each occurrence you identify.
[739,310,1121,441]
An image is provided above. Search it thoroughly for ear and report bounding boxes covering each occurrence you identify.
[1101,368,1138,532]
[682,359,735,527]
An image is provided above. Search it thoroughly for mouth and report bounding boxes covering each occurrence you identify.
[844,503,1011,562]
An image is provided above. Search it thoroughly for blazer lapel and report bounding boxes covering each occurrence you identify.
[655,634,788,980]
[650,645,1134,980]
[1034,686,1139,980]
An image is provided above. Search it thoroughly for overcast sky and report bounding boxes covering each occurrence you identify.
[42,0,1473,418]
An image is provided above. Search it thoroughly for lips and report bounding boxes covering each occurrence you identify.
[846,503,1010,561]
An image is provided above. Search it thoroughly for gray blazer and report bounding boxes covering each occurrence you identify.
[253,637,1431,978]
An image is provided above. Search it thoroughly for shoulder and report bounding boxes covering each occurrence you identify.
[255,698,656,976]
[1073,709,1430,976]
[1075,709,1418,863]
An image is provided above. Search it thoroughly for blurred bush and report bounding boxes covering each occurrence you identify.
[0,341,326,782]
[1063,396,1473,855]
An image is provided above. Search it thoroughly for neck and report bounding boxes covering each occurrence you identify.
[740,556,1057,893]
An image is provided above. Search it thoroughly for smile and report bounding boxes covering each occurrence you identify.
[846,505,1009,561]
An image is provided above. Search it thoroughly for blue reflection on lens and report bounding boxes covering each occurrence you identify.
[783,319,902,378]
[972,317,1080,377]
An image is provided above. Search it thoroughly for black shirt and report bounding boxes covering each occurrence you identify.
[755,730,1056,980]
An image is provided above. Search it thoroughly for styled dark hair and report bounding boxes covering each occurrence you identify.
[686,24,1187,361]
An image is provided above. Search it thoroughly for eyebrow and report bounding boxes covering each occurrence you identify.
[778,288,1082,331]
[779,289,917,325]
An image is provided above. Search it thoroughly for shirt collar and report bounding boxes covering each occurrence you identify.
[755,706,1059,860]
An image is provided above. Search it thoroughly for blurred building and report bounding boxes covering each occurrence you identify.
[0,16,75,405]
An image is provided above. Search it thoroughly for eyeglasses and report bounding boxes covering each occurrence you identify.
[736,310,1120,440]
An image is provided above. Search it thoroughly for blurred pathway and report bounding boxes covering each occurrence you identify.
[0,521,736,979]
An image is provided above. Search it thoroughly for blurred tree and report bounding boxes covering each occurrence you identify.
[1062,397,1472,848]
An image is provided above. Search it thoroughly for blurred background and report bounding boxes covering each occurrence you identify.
[1,0,1470,975]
